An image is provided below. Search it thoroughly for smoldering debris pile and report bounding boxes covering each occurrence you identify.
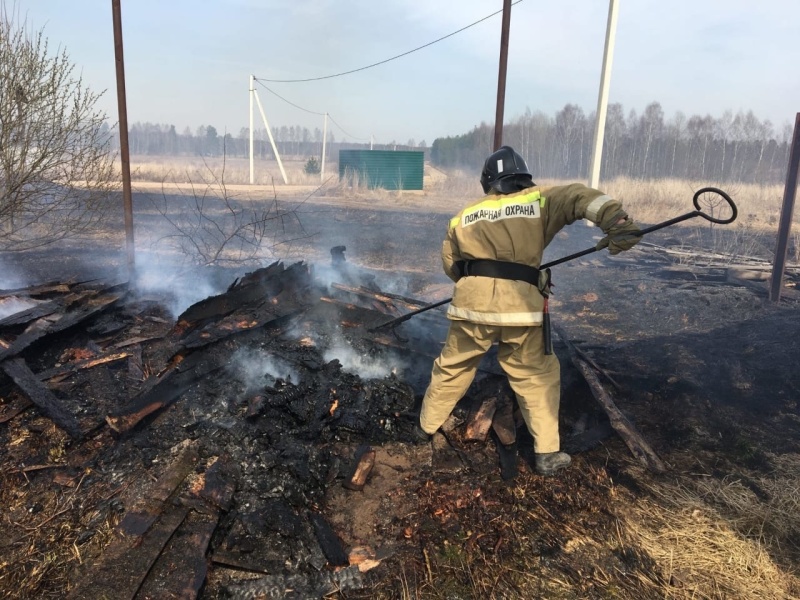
[0,258,450,599]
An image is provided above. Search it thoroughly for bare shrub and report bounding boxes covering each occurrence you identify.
[0,10,116,251]
[142,156,313,267]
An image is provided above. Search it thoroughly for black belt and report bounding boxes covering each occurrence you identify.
[457,259,540,286]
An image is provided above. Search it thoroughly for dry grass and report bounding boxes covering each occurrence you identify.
[617,455,800,600]
[0,424,126,600]
[123,155,794,228]
[125,155,329,187]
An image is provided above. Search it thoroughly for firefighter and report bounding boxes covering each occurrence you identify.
[413,145,642,476]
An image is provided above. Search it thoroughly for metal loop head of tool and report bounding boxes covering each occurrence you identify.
[693,187,738,224]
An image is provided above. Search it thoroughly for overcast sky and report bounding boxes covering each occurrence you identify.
[10,0,800,144]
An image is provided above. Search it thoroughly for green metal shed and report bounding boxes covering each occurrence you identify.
[338,150,424,190]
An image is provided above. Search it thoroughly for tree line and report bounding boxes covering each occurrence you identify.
[116,123,425,159]
[117,102,792,185]
[431,103,793,184]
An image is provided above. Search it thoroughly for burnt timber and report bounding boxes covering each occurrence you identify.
[0,258,673,598]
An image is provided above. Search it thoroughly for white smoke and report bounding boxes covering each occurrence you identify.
[0,257,41,319]
[323,333,405,380]
[228,347,301,391]
[0,297,40,320]
[130,251,223,319]
[0,257,27,290]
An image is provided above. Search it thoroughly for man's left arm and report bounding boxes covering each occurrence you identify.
[544,183,642,254]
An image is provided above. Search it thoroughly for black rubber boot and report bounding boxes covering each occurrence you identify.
[410,424,432,445]
[534,451,571,476]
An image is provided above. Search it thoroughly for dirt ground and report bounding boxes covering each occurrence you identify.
[1,186,799,599]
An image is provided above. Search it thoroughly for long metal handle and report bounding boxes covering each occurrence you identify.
[369,187,737,332]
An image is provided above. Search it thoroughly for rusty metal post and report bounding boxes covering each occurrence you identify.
[493,0,512,151]
[112,0,135,281]
[769,112,800,302]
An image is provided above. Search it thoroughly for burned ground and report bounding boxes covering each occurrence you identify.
[1,191,799,599]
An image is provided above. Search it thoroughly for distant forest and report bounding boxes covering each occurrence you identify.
[431,103,794,184]
[117,102,793,184]
[117,123,423,163]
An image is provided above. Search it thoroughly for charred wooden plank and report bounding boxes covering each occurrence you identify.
[118,440,200,536]
[318,297,447,345]
[0,292,124,362]
[343,445,376,491]
[352,286,439,311]
[564,340,621,391]
[0,300,60,329]
[319,296,362,312]
[330,283,404,315]
[71,430,202,600]
[175,261,309,332]
[133,452,233,598]
[112,335,164,349]
[1,358,83,438]
[464,396,497,442]
[67,505,190,600]
[309,512,348,567]
[0,282,72,297]
[210,550,281,574]
[127,345,144,383]
[492,392,517,446]
[178,310,293,350]
[106,350,226,434]
[555,325,667,474]
[36,351,130,382]
[135,509,219,600]
[198,455,236,511]
[496,442,518,481]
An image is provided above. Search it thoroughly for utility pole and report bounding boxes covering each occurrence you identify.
[111,0,135,280]
[588,0,620,189]
[769,112,800,302]
[321,113,328,183]
[249,75,254,184]
[252,88,288,184]
[493,0,512,151]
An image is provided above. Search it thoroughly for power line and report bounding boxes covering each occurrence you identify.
[255,80,325,116]
[327,114,369,142]
[253,79,370,141]
[255,0,525,84]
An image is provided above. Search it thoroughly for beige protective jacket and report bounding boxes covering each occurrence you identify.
[443,183,621,326]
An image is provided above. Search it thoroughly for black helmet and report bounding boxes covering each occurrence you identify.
[480,145,533,194]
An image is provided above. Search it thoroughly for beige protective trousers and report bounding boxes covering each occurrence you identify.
[419,320,561,453]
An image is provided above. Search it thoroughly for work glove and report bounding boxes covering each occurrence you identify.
[537,268,553,297]
[596,216,643,255]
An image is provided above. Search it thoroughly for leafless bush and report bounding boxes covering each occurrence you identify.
[144,155,316,267]
[0,10,116,251]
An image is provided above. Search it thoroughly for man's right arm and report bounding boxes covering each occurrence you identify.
[441,218,462,282]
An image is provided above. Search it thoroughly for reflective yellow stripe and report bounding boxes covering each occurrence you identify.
[467,190,540,214]
[450,190,541,230]
[585,194,613,222]
[447,305,543,325]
